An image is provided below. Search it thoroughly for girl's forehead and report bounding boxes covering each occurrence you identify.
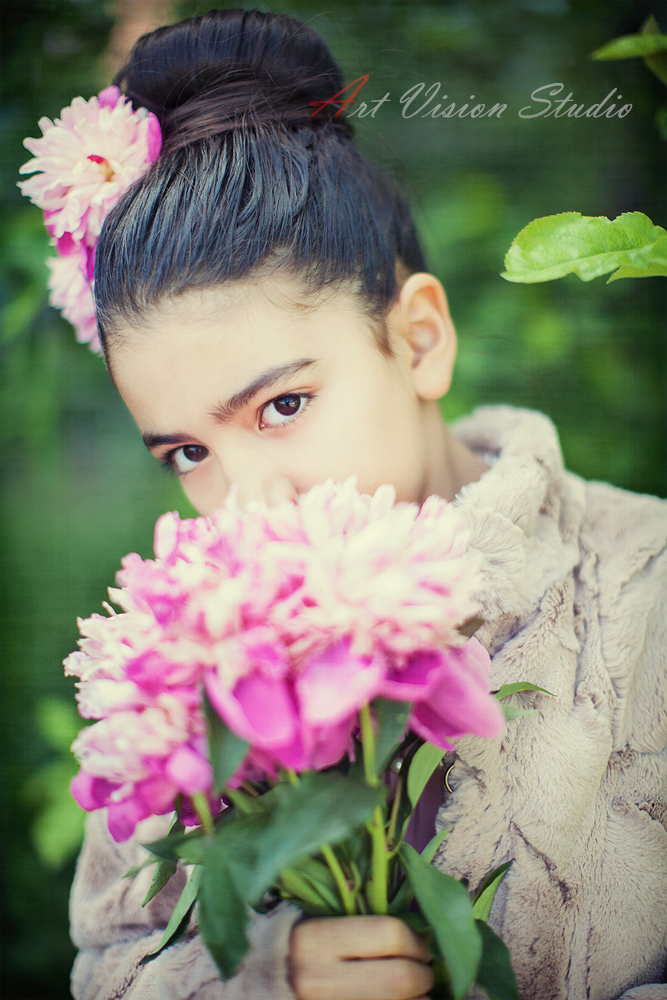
[147,275,361,327]
[110,277,392,387]
[112,277,382,365]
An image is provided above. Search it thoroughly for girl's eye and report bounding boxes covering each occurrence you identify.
[260,393,313,428]
[168,444,209,474]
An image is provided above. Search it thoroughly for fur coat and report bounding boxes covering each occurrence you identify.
[69,406,667,1000]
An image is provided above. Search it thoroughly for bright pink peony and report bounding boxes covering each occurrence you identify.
[66,479,504,841]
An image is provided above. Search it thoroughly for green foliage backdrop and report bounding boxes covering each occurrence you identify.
[1,1,665,996]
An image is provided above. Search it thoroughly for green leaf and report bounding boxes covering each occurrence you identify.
[123,857,159,880]
[641,18,667,85]
[206,812,272,900]
[142,858,178,907]
[472,861,513,922]
[224,788,267,815]
[278,856,341,913]
[142,815,185,906]
[607,237,667,280]
[277,871,332,913]
[493,683,552,722]
[143,835,183,864]
[144,827,207,865]
[421,826,450,864]
[150,805,250,863]
[399,843,481,999]
[293,856,340,901]
[373,698,411,776]
[407,742,445,808]
[493,683,554,700]
[175,836,208,866]
[203,691,249,794]
[335,825,371,880]
[141,865,203,964]
[474,920,520,1000]
[199,839,252,979]
[591,33,667,61]
[235,773,383,904]
[400,911,431,937]
[501,213,667,284]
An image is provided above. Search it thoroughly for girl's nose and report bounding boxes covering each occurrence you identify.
[233,473,298,510]
[214,438,299,510]
[262,477,299,508]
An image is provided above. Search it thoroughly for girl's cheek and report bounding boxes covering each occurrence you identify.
[181,467,219,515]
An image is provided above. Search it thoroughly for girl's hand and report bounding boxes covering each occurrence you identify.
[289,915,434,1000]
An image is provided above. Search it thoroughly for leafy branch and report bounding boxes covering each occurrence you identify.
[501,213,667,285]
[591,15,667,136]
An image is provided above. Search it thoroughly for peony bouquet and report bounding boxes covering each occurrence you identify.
[65,478,522,999]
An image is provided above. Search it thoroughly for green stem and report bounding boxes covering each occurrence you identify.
[278,867,337,911]
[349,860,362,899]
[359,703,388,912]
[191,793,214,836]
[320,843,356,915]
[359,704,378,787]
[285,768,300,786]
[386,774,404,847]
[366,804,388,914]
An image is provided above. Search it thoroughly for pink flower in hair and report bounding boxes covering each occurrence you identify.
[18,85,161,243]
[18,85,162,352]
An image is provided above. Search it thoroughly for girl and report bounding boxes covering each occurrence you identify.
[60,8,666,1000]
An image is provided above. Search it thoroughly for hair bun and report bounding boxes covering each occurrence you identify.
[115,8,354,149]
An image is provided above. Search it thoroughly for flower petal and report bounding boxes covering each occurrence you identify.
[165,746,213,795]
[296,639,384,725]
[206,671,297,749]
[408,640,505,748]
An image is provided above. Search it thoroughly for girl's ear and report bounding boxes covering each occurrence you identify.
[391,272,458,400]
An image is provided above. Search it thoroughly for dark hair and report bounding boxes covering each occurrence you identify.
[94,8,427,357]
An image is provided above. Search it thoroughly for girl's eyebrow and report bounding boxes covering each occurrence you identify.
[209,358,319,423]
[141,358,319,450]
[142,430,194,450]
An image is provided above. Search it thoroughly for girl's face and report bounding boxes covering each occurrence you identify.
[109,274,457,516]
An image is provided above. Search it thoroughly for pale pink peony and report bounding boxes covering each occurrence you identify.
[18,85,161,242]
[66,479,504,841]
[19,86,162,353]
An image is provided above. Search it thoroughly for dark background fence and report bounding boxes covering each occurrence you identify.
[1,1,665,996]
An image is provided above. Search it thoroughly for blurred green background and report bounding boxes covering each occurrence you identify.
[1,0,665,996]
